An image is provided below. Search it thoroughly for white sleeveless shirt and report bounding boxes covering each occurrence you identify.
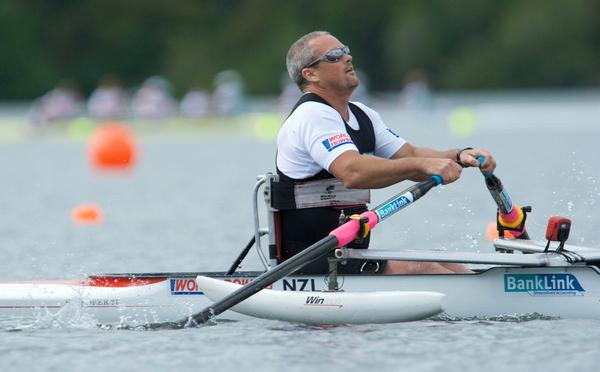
[276,99,406,179]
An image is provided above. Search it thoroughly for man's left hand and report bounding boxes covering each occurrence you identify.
[459,148,496,173]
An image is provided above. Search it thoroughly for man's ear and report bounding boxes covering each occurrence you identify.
[302,68,319,84]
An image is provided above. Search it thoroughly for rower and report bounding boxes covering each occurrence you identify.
[272,31,496,276]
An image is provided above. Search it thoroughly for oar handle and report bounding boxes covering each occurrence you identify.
[476,156,486,172]
[477,156,529,238]
[330,176,442,247]
[477,156,513,214]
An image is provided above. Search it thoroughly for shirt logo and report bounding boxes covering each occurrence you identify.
[387,128,400,138]
[322,133,353,152]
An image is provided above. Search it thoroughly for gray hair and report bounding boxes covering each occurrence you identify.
[286,31,330,90]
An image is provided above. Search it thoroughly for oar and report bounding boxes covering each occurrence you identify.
[226,235,256,275]
[477,156,529,239]
[163,176,443,329]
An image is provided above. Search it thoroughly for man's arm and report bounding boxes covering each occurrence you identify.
[328,143,496,189]
[392,143,496,173]
[391,143,456,160]
[328,149,462,189]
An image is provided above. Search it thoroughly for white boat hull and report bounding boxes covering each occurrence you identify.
[196,276,444,324]
[2,265,600,326]
[0,277,200,326]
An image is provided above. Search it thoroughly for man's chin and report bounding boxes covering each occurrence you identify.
[347,76,360,88]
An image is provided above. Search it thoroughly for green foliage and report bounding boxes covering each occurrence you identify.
[0,1,57,99]
[1,0,599,99]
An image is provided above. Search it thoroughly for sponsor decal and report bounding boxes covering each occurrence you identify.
[305,296,324,305]
[82,298,121,307]
[375,193,413,221]
[224,278,253,285]
[322,133,353,152]
[223,278,272,289]
[504,273,585,296]
[170,278,203,295]
[304,295,343,308]
[170,278,270,295]
[387,128,400,138]
[282,278,317,291]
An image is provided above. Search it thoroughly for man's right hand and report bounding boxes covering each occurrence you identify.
[419,158,462,184]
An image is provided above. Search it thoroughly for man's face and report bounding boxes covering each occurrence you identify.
[305,35,359,93]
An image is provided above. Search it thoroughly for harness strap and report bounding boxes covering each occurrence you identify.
[271,177,370,210]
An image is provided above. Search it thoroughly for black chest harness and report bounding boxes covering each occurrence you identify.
[271,93,381,274]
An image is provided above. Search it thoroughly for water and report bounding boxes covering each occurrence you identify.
[1,93,600,371]
[3,319,600,371]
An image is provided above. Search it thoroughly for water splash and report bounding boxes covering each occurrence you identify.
[1,300,99,332]
[433,312,559,323]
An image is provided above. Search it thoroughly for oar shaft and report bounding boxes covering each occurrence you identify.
[374,176,442,219]
[226,236,256,275]
[483,173,513,215]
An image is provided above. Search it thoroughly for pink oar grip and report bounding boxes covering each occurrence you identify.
[329,211,379,247]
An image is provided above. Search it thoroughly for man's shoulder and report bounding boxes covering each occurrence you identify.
[349,101,383,123]
[286,101,340,124]
[292,100,338,115]
[349,101,375,114]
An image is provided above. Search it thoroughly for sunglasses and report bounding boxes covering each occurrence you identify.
[305,45,351,68]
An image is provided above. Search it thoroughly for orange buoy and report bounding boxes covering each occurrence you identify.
[485,222,499,240]
[485,221,514,240]
[71,204,103,224]
[87,122,137,170]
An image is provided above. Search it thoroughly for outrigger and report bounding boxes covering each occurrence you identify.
[2,160,600,327]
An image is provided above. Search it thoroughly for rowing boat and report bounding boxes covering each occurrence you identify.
[1,172,599,327]
[2,237,600,326]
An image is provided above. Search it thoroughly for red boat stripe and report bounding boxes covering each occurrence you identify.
[0,277,168,287]
[86,276,168,287]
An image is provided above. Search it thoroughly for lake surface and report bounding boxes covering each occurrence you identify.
[1,92,600,371]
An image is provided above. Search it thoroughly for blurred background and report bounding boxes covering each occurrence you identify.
[1,0,600,277]
[1,0,599,128]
